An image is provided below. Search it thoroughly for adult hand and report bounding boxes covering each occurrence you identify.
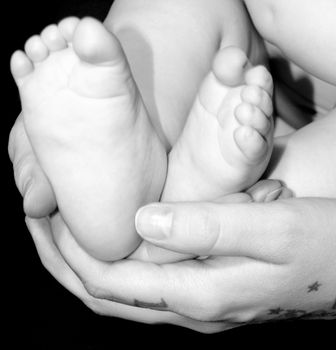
[23,180,289,333]
[26,215,235,333]
[27,196,336,333]
[10,115,335,328]
[130,180,292,263]
[133,197,336,321]
[8,114,57,218]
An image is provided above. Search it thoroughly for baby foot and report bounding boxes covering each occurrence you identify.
[163,46,274,201]
[11,17,166,261]
[131,47,274,264]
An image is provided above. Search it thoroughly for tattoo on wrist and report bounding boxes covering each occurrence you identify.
[267,308,336,320]
[104,295,168,310]
[268,308,305,318]
[267,296,336,320]
[268,308,285,315]
[134,298,168,310]
[266,290,336,320]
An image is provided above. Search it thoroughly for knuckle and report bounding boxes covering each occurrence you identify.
[14,155,27,177]
[82,279,106,299]
[173,271,222,322]
[13,155,33,193]
[8,115,25,162]
[188,286,224,322]
[272,202,303,260]
[39,255,55,274]
[226,311,257,324]
[194,323,228,334]
[8,126,17,162]
[84,298,107,316]
[195,206,221,254]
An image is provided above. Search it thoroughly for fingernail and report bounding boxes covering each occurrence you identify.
[279,187,294,199]
[265,187,283,202]
[135,205,173,240]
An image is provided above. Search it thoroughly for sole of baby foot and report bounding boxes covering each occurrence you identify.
[162,46,274,202]
[11,17,166,261]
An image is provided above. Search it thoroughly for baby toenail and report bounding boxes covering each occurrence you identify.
[265,188,283,202]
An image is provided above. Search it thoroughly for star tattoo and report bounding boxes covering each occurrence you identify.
[268,308,284,315]
[284,309,306,318]
[307,281,322,293]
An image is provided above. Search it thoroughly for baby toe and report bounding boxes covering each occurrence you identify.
[41,24,67,51]
[245,65,273,96]
[10,50,34,82]
[241,85,273,117]
[235,102,271,136]
[234,126,268,163]
[58,17,80,42]
[213,46,249,86]
[24,35,49,63]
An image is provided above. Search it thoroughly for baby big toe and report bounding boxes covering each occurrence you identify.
[73,17,125,66]
[10,50,34,82]
[58,17,80,42]
[234,126,268,163]
[41,24,67,51]
[213,47,249,86]
[235,102,271,136]
[241,85,273,118]
[69,17,133,98]
[24,35,49,63]
[245,65,273,96]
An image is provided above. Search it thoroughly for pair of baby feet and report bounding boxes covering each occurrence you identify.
[11,17,274,262]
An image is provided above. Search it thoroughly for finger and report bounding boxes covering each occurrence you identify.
[246,179,293,203]
[52,215,276,324]
[129,240,192,263]
[278,187,293,199]
[130,193,254,264]
[26,216,239,332]
[51,212,230,320]
[135,200,298,262]
[26,216,191,326]
[26,216,89,300]
[53,218,271,323]
[134,192,252,263]
[27,214,156,319]
[9,114,57,217]
[213,192,252,203]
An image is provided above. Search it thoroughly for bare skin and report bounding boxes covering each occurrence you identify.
[11,17,167,261]
[132,47,275,262]
[106,0,268,148]
[244,0,336,196]
[8,0,336,330]
[11,0,274,262]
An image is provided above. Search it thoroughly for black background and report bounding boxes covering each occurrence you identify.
[4,1,335,348]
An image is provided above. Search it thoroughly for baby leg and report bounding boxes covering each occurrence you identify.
[106,0,266,148]
[115,2,272,262]
[267,108,336,198]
